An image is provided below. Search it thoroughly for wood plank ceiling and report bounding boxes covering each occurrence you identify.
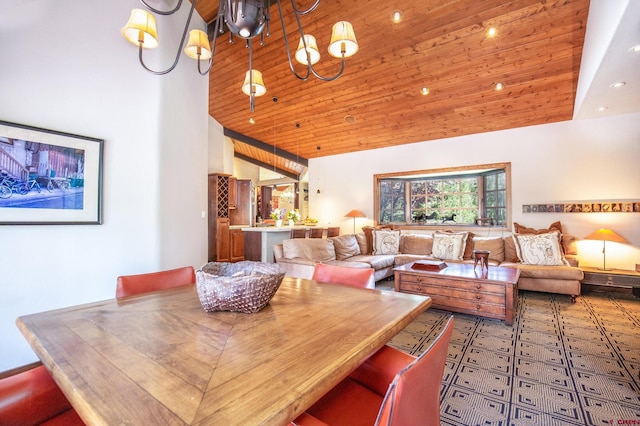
[193,0,590,178]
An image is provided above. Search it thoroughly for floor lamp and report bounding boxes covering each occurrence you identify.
[345,209,366,233]
[584,228,628,270]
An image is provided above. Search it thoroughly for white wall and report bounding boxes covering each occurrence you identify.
[308,113,640,271]
[0,1,209,371]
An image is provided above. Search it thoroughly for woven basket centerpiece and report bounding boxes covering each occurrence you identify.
[196,261,285,314]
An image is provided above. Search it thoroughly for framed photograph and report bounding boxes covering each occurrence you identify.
[0,120,103,225]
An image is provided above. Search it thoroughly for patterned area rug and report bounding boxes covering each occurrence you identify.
[380,283,640,426]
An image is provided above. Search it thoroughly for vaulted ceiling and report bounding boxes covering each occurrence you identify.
[189,0,634,179]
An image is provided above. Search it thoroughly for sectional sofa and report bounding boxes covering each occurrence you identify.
[272,225,584,301]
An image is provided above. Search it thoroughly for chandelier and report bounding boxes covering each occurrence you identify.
[121,0,359,111]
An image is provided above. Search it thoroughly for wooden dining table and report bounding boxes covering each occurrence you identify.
[16,276,431,425]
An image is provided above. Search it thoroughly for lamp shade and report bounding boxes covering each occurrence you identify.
[328,21,358,58]
[242,70,267,97]
[345,209,366,218]
[584,229,628,243]
[184,29,212,60]
[295,35,321,65]
[121,8,158,49]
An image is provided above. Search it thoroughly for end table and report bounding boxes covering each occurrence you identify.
[580,266,640,297]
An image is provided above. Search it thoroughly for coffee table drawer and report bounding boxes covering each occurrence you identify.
[404,284,506,305]
[430,296,506,317]
[398,275,505,295]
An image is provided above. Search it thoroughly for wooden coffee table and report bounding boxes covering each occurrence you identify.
[394,262,520,325]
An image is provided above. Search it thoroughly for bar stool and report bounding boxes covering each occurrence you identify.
[309,228,324,238]
[327,227,340,237]
[291,228,307,238]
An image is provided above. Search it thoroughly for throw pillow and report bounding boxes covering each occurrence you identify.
[513,221,562,235]
[372,229,400,255]
[431,231,468,260]
[513,231,566,266]
[331,234,361,260]
[442,230,475,259]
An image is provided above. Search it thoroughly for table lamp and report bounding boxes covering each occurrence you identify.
[584,228,628,270]
[345,209,366,233]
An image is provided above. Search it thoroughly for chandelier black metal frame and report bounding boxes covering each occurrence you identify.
[121,0,359,111]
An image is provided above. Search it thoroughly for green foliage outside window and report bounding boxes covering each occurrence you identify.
[376,164,509,227]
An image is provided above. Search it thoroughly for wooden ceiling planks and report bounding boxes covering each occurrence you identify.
[194,0,589,175]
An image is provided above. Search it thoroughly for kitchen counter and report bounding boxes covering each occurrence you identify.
[242,227,293,262]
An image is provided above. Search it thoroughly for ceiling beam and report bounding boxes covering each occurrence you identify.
[234,153,300,181]
[224,127,309,167]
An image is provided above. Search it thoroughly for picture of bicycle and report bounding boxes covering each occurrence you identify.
[46,178,70,192]
[0,175,29,199]
[0,176,43,198]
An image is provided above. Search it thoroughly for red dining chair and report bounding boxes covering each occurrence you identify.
[116,266,195,298]
[0,363,85,425]
[312,263,375,289]
[292,316,454,426]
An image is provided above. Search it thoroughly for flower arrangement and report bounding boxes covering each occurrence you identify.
[270,208,285,220]
[287,209,301,223]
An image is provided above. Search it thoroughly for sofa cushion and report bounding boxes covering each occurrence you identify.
[432,231,468,260]
[400,234,433,255]
[355,233,368,256]
[331,234,361,260]
[500,263,583,280]
[504,236,518,262]
[394,254,437,267]
[362,226,374,255]
[470,237,505,263]
[283,238,336,262]
[513,231,567,266]
[372,229,400,255]
[347,254,395,270]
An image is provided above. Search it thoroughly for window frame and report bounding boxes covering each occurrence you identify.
[373,162,511,231]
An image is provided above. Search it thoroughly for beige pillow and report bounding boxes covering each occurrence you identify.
[283,238,336,262]
[513,231,566,266]
[471,237,505,263]
[432,231,468,260]
[372,229,400,255]
[331,234,361,260]
[355,233,368,255]
[400,234,433,255]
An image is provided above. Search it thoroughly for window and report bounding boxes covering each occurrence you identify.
[374,163,511,228]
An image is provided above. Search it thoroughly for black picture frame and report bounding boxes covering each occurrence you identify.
[0,120,103,225]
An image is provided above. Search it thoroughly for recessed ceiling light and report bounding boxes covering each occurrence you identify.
[248,117,255,124]
[494,82,504,91]
[391,10,403,24]
[629,44,640,53]
[597,106,608,112]
[487,27,497,38]
[344,115,356,124]
[609,82,626,88]
[420,87,430,95]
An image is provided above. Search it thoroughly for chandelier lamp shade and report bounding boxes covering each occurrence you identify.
[344,209,366,234]
[121,0,358,111]
[583,228,629,271]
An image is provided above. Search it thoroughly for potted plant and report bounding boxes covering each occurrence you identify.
[287,209,301,226]
[270,208,284,227]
